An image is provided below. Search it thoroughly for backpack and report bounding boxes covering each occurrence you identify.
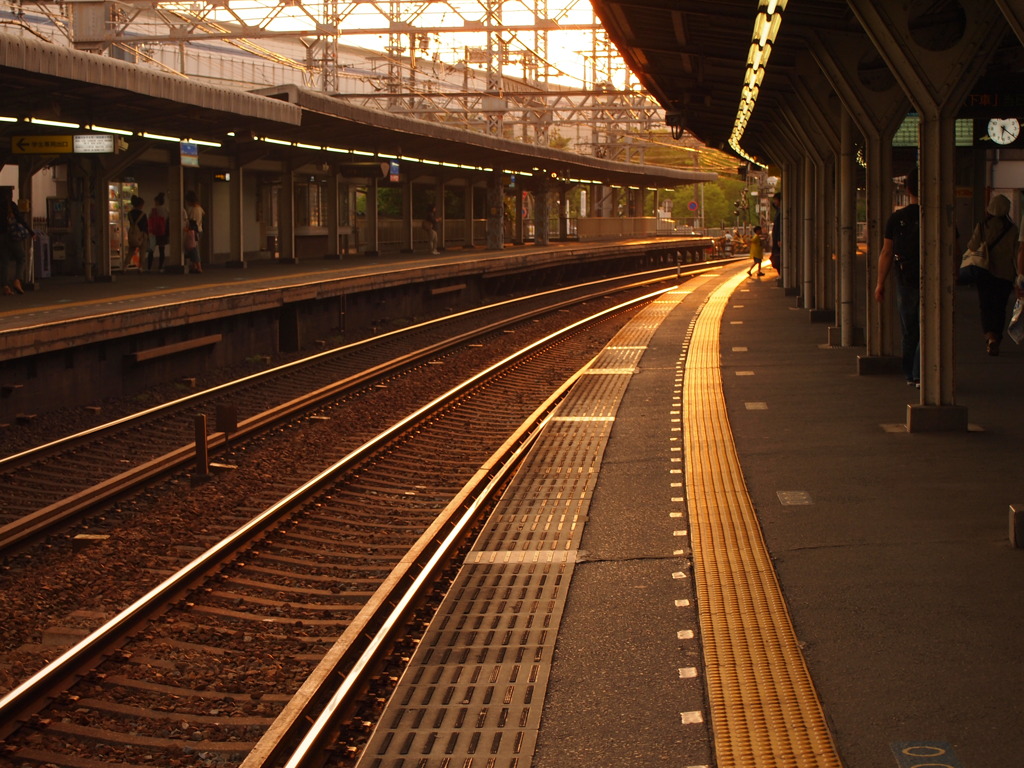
[891,205,920,287]
[149,209,167,237]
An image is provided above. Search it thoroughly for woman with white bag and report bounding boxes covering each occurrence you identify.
[964,194,1017,355]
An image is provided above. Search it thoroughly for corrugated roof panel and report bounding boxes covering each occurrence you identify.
[0,31,301,125]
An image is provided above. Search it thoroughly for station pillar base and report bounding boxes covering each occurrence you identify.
[906,403,968,433]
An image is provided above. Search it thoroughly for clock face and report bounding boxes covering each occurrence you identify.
[988,117,1020,145]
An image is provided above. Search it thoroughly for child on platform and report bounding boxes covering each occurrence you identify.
[747,225,766,277]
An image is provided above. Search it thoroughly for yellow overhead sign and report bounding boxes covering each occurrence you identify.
[10,134,117,154]
[11,135,74,154]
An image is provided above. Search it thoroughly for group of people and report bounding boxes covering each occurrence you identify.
[1,187,208,292]
[0,186,31,295]
[875,168,1023,387]
[126,190,206,274]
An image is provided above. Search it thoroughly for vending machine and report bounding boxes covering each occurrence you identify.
[108,181,138,271]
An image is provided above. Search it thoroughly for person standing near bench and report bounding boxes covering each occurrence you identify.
[423,205,439,255]
[148,192,170,272]
[183,190,205,274]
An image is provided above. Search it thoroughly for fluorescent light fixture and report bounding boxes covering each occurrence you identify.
[30,117,79,128]
[749,43,763,70]
[188,138,221,147]
[295,142,320,150]
[263,137,292,146]
[88,125,133,136]
[141,132,181,143]
[730,3,785,168]
[0,116,18,123]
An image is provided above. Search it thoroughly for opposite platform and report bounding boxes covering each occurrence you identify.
[0,237,702,353]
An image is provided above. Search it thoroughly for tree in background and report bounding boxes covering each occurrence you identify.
[641,133,767,231]
[659,178,753,230]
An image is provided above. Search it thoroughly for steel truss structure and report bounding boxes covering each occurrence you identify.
[1,0,691,162]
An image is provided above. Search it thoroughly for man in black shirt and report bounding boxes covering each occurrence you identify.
[874,169,920,385]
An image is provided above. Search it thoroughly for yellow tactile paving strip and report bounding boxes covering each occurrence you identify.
[684,273,843,768]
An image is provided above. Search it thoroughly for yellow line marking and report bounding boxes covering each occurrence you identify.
[683,272,843,768]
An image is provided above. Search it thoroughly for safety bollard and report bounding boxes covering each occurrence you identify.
[194,414,210,484]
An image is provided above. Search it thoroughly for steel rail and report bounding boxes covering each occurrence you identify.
[0,267,713,553]
[242,356,588,768]
[0,283,676,739]
[0,264,710,471]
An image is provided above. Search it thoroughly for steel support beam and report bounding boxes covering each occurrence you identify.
[810,27,908,368]
[850,0,1005,431]
[838,107,857,347]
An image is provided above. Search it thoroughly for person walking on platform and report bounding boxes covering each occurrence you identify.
[183,190,205,274]
[874,169,921,385]
[962,194,1018,356]
[747,225,766,277]
[148,192,170,272]
[126,195,148,270]
[423,205,439,255]
[0,186,31,295]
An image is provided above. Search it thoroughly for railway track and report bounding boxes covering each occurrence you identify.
[0,284,672,768]
[0,266,713,554]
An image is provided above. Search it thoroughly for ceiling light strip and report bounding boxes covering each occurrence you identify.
[729,0,787,167]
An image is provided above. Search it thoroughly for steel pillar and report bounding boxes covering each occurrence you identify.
[849,0,1005,430]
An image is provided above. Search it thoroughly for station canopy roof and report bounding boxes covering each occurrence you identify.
[589,0,848,157]
[0,31,715,189]
[589,0,1024,164]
